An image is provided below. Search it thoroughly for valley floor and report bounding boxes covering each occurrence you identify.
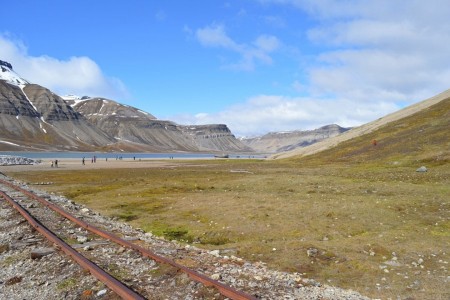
[1,158,449,299]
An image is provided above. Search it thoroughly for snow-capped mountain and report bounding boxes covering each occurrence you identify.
[0,60,253,153]
[0,60,29,86]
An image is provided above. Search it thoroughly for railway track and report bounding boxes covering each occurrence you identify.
[0,177,257,299]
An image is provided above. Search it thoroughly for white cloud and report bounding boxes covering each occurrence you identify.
[171,94,399,137]
[0,35,128,99]
[177,0,450,137]
[274,0,450,105]
[195,24,280,71]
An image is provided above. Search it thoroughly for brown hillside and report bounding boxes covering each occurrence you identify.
[274,88,450,162]
[286,96,450,166]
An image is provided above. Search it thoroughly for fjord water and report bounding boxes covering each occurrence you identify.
[0,152,265,160]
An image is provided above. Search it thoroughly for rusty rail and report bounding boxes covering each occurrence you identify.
[0,190,145,300]
[0,178,257,300]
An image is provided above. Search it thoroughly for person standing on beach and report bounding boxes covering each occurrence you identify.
[82,157,85,165]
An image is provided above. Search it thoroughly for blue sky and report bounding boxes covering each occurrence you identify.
[1,0,449,137]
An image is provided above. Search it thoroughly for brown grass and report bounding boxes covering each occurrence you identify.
[6,158,449,299]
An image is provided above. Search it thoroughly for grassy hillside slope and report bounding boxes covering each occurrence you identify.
[289,97,449,167]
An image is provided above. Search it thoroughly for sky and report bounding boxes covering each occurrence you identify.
[1,0,449,137]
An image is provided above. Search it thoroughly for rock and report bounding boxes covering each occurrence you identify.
[97,289,107,296]
[30,248,55,259]
[116,247,126,254]
[211,273,221,280]
[5,276,22,286]
[80,208,90,213]
[383,259,402,267]
[72,240,109,249]
[219,248,237,256]
[0,155,40,166]
[0,243,9,253]
[307,248,318,257]
[416,166,428,172]
[210,250,220,257]
[76,235,88,243]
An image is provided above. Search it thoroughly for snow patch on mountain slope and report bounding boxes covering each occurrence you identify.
[0,60,29,86]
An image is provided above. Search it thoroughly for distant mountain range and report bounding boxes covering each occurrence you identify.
[0,60,254,153]
[241,124,351,153]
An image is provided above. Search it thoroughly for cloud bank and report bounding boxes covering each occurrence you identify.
[183,0,450,136]
[173,95,399,137]
[0,34,128,100]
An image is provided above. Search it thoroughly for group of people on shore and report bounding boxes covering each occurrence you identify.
[82,156,99,165]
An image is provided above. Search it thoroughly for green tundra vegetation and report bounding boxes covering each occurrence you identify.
[7,98,449,299]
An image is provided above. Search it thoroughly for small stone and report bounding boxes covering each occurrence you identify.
[97,289,107,296]
[77,235,88,243]
[5,276,22,286]
[211,273,221,280]
[81,208,90,213]
[416,166,428,172]
[0,244,9,254]
[307,248,318,257]
[210,250,220,257]
[30,248,55,259]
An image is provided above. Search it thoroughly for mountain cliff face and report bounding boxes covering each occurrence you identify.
[0,80,116,151]
[0,60,252,153]
[71,98,253,152]
[241,124,350,153]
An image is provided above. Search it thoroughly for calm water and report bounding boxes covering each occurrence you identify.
[0,152,266,160]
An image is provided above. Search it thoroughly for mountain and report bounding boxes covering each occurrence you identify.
[241,124,350,153]
[273,88,450,162]
[0,80,115,151]
[69,97,253,153]
[0,60,252,153]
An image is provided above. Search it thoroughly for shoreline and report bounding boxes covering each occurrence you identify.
[0,157,207,173]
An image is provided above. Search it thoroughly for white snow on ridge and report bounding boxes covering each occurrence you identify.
[0,140,21,146]
[0,63,29,86]
[20,85,39,113]
[137,109,152,116]
[61,94,81,101]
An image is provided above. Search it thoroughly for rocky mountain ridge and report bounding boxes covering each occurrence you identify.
[0,60,252,153]
[241,124,350,153]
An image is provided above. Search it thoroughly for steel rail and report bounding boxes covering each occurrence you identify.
[0,179,257,300]
[0,190,145,300]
